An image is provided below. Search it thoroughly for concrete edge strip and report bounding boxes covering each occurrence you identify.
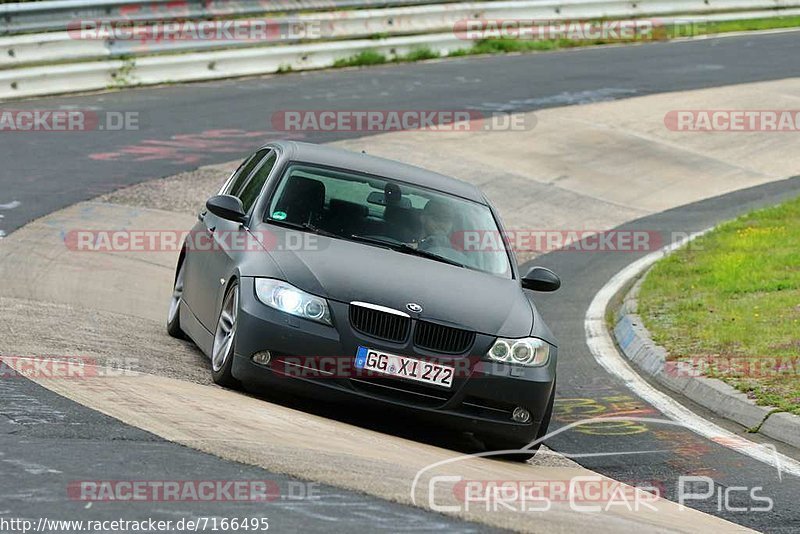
[585,231,800,479]
[613,274,800,450]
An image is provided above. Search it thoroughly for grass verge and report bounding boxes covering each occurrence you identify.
[638,195,800,415]
[331,46,441,68]
[326,15,800,69]
[332,49,388,68]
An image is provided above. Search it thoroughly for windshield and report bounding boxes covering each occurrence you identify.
[266,163,512,278]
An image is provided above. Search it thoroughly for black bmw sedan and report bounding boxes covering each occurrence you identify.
[168,140,560,458]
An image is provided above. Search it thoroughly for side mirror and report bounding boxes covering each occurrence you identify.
[206,195,246,223]
[521,266,561,292]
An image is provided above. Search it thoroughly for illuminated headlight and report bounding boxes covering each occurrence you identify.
[485,337,550,366]
[489,340,510,361]
[254,279,332,326]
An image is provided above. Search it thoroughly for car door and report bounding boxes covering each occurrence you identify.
[182,148,270,330]
[197,149,278,330]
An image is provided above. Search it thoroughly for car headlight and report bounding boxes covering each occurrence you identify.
[485,337,550,366]
[254,279,332,326]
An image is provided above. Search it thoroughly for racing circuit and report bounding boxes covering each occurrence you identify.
[2,27,800,533]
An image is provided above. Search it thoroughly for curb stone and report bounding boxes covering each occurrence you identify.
[761,413,800,449]
[612,274,800,450]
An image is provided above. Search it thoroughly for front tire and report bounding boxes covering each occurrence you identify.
[167,259,187,339]
[210,281,242,389]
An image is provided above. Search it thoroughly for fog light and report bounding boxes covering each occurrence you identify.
[512,406,531,423]
[251,351,271,365]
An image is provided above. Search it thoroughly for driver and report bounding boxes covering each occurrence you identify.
[418,198,455,251]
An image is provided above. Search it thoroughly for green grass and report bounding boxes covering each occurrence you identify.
[704,15,800,34]
[286,15,800,73]
[331,46,442,68]
[332,50,388,68]
[638,195,800,415]
[454,16,800,58]
[401,46,440,62]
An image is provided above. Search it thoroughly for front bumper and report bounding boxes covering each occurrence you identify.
[232,277,556,444]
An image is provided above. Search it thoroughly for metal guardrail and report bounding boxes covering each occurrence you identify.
[3,0,799,68]
[0,0,469,35]
[0,0,798,100]
[0,1,536,67]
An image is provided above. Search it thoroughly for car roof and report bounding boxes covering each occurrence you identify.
[269,140,486,204]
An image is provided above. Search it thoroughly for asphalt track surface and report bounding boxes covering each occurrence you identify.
[2,31,800,532]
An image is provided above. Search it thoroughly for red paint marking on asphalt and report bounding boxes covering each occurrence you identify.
[88,129,303,164]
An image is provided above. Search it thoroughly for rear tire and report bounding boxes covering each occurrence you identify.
[482,384,556,462]
[167,259,187,339]
[210,281,242,389]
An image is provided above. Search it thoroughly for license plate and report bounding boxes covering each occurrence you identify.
[354,346,454,388]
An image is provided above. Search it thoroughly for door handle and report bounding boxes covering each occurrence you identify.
[207,226,216,234]
[198,211,206,221]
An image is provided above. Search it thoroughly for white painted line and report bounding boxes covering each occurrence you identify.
[585,231,800,479]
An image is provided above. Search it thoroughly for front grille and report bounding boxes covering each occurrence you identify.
[349,303,410,343]
[414,321,475,354]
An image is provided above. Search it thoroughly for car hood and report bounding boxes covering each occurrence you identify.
[264,232,533,337]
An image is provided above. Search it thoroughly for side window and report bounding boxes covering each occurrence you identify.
[223,148,270,197]
[239,152,278,214]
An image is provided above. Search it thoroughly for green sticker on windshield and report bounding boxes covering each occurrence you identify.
[272,211,287,220]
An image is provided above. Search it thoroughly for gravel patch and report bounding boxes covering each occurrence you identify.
[99,161,238,216]
[0,296,212,385]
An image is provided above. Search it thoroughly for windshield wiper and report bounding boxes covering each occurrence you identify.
[267,218,340,238]
[349,234,466,268]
